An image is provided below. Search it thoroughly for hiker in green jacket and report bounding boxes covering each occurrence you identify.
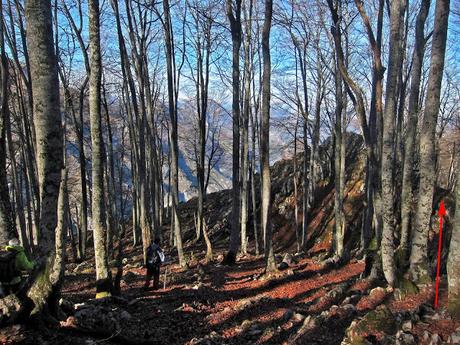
[0,238,35,296]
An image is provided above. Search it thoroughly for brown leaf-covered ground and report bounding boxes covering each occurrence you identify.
[1,242,458,345]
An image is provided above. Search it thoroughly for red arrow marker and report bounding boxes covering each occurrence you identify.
[435,200,446,308]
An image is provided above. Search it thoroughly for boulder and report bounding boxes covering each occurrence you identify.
[394,278,419,301]
[428,333,442,345]
[368,287,386,299]
[422,331,431,342]
[351,305,396,341]
[396,331,415,345]
[450,331,460,344]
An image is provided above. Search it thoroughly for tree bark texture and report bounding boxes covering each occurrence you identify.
[380,0,406,287]
[261,0,276,272]
[24,0,63,314]
[410,0,450,283]
[89,0,111,294]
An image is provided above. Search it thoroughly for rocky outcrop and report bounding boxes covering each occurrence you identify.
[178,133,366,256]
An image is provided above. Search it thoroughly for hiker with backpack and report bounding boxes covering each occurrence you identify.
[144,238,165,291]
[0,238,35,296]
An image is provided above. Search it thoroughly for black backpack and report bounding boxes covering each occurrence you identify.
[0,249,19,282]
[147,246,161,266]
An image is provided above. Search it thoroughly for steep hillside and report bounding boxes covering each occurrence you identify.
[176,132,366,257]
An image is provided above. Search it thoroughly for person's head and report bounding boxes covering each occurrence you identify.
[8,238,19,247]
[154,238,160,245]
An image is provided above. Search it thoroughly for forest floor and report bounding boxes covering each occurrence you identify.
[1,242,458,345]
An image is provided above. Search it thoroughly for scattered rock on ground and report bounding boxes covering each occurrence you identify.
[450,330,460,344]
[278,253,293,270]
[428,333,442,345]
[396,330,416,345]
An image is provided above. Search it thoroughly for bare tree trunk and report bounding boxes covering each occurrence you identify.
[354,0,384,254]
[114,128,126,295]
[102,83,117,258]
[309,41,323,218]
[410,0,450,284]
[327,1,348,261]
[333,57,345,260]
[77,102,89,260]
[261,0,276,273]
[49,168,67,316]
[293,114,300,252]
[163,0,185,267]
[60,0,89,260]
[89,0,111,297]
[0,0,16,244]
[224,0,242,265]
[448,161,460,319]
[241,0,253,256]
[399,0,431,259]
[123,0,152,266]
[250,107,259,255]
[24,0,63,316]
[380,0,407,287]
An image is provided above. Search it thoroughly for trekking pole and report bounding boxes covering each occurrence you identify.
[163,267,167,290]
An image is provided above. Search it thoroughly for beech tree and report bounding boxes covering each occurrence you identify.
[448,160,460,319]
[61,0,90,260]
[0,0,15,245]
[88,0,111,297]
[261,0,275,272]
[224,0,242,265]
[410,0,451,284]
[380,0,406,287]
[162,0,186,267]
[24,0,63,316]
[399,0,431,260]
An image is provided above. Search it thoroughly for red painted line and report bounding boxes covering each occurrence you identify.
[435,201,445,308]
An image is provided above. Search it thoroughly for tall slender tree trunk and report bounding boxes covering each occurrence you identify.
[250,106,259,255]
[89,0,111,297]
[410,0,450,284]
[448,161,460,319]
[163,0,185,267]
[76,103,88,260]
[49,167,68,315]
[302,118,308,248]
[399,0,431,259]
[309,42,323,216]
[224,0,242,265]
[380,0,406,287]
[241,0,253,255]
[24,0,63,316]
[261,0,276,272]
[333,57,345,260]
[355,0,384,254]
[103,85,117,258]
[0,0,16,244]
